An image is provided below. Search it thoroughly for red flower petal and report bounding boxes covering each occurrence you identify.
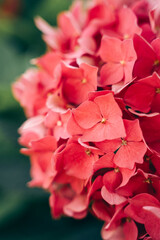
[74,100,101,129]
[124,193,160,224]
[101,186,127,205]
[143,206,160,240]
[99,37,123,62]
[123,220,138,240]
[100,62,124,86]
[114,141,146,169]
[103,171,122,192]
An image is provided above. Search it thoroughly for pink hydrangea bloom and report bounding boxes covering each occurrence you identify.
[12,0,160,239]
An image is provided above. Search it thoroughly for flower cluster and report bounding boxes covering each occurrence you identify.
[13,0,160,239]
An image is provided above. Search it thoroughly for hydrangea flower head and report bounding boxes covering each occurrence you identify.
[13,0,160,239]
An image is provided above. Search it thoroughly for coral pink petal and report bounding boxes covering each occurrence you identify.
[46,91,67,114]
[151,93,160,113]
[74,100,101,129]
[58,12,81,38]
[103,171,122,192]
[124,119,143,142]
[100,63,124,86]
[80,62,98,89]
[92,201,111,222]
[114,142,146,169]
[93,153,115,172]
[99,37,123,62]
[101,186,127,205]
[94,93,122,119]
[143,206,160,240]
[140,115,160,155]
[31,136,57,152]
[63,143,97,179]
[123,220,138,240]
[95,139,121,153]
[81,115,125,142]
[119,167,136,188]
[152,38,160,59]
[44,110,59,128]
[124,73,160,113]
[87,175,103,202]
[35,16,55,35]
[101,225,125,240]
[133,34,156,78]
[121,39,137,61]
[123,61,135,84]
[64,194,87,219]
[124,82,155,113]
[88,91,113,101]
[124,193,160,224]
[117,7,141,38]
[35,52,61,78]
[67,113,84,136]
[78,36,97,55]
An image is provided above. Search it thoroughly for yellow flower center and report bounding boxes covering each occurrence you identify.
[114,167,120,173]
[121,139,127,146]
[101,118,106,124]
[57,120,62,126]
[123,34,130,39]
[85,149,91,156]
[81,78,87,84]
[156,88,160,94]
[154,59,160,66]
[120,60,126,65]
[145,178,152,184]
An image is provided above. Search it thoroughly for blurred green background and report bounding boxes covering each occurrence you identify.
[0,0,103,239]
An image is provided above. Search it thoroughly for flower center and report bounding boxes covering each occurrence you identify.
[114,167,120,173]
[126,217,131,222]
[153,59,160,66]
[120,60,126,65]
[121,139,127,145]
[81,78,87,84]
[85,149,91,156]
[145,155,151,162]
[123,34,129,39]
[66,104,73,109]
[57,120,62,126]
[145,178,152,184]
[101,118,106,124]
[156,88,160,94]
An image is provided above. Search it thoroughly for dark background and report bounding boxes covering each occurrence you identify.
[0,0,103,239]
